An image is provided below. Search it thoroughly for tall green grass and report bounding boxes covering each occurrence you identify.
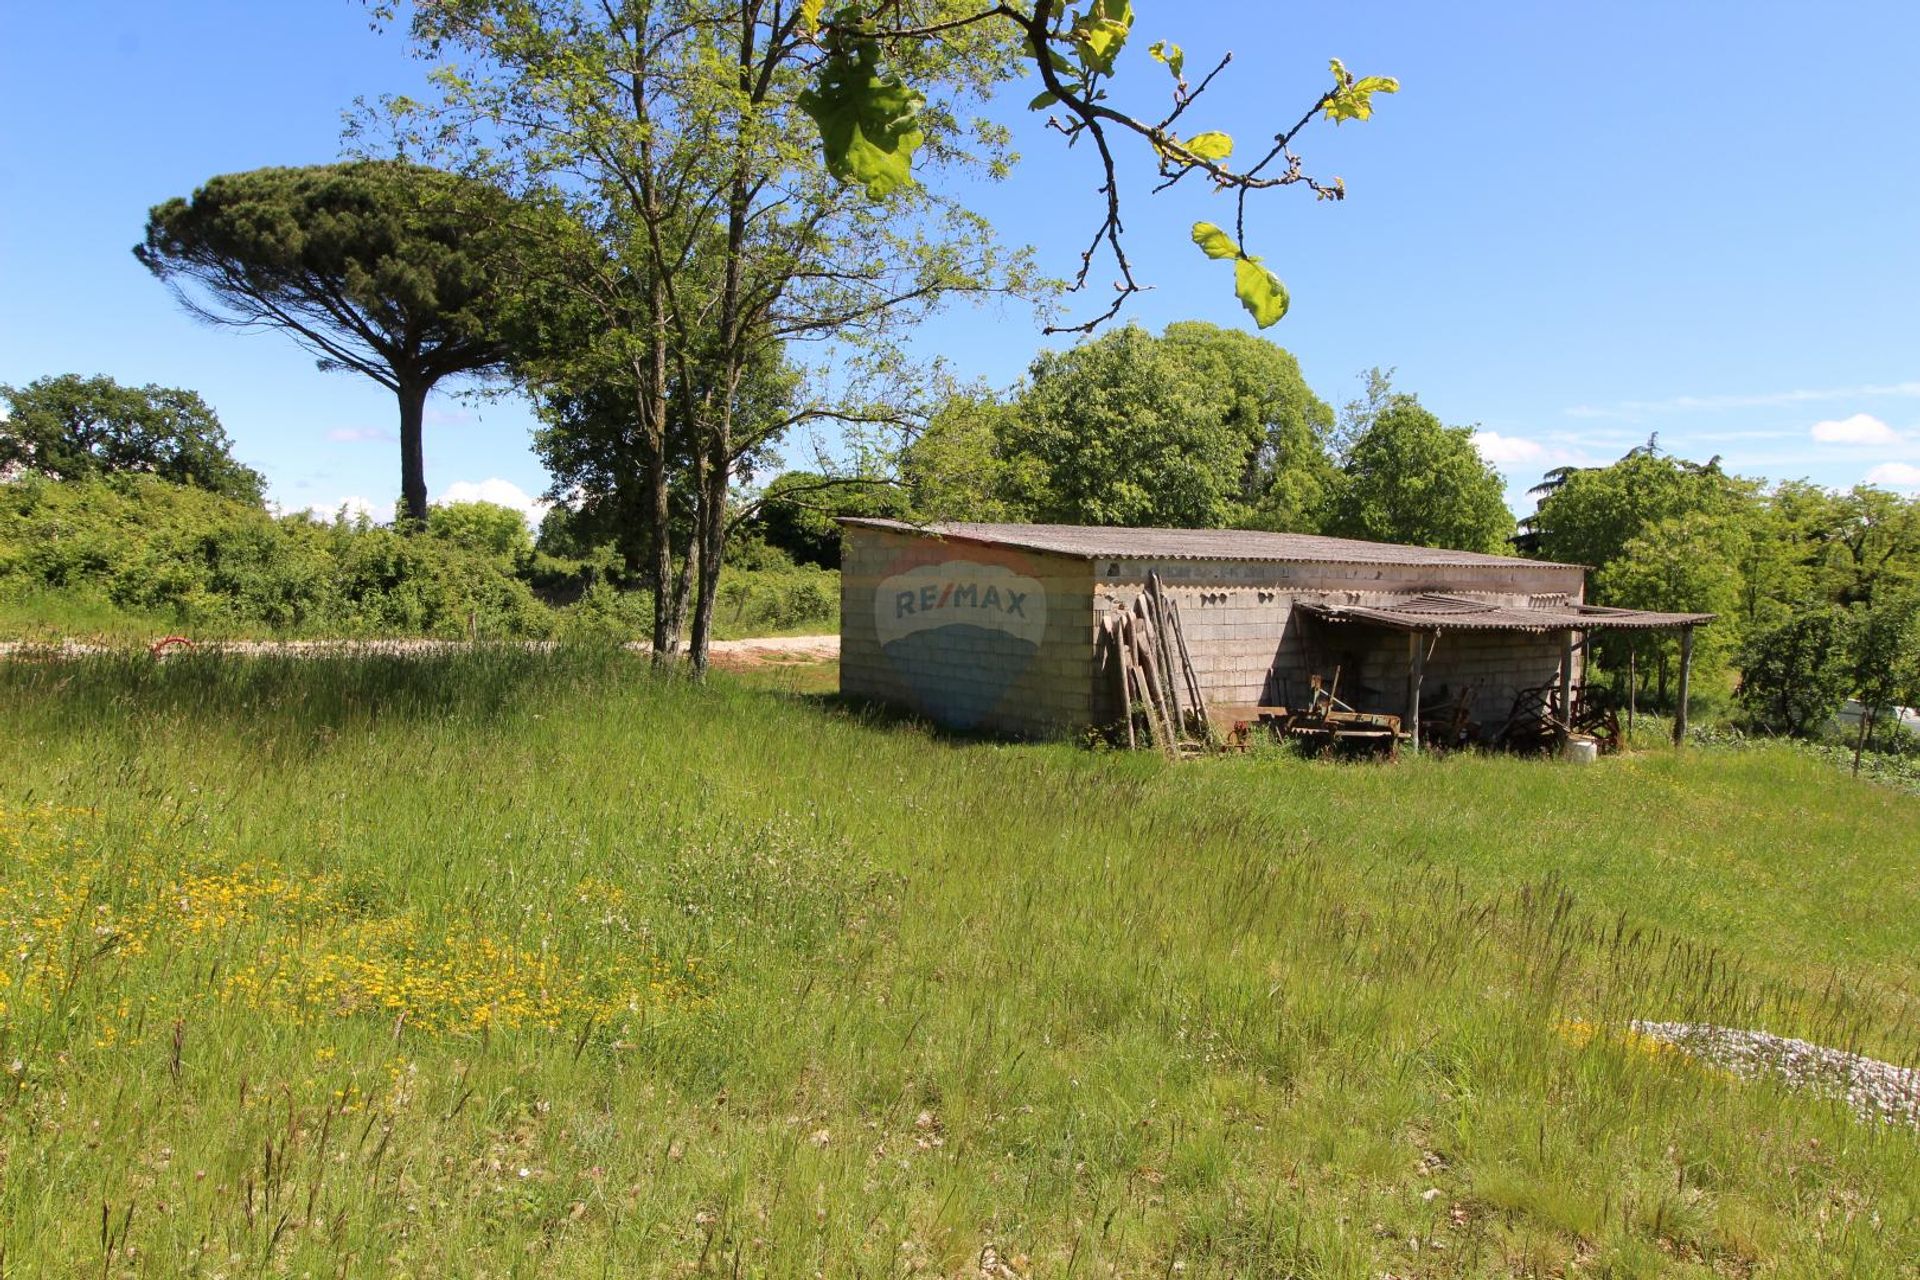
[1,651,1916,1276]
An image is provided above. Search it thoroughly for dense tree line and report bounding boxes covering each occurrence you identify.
[754,329,1512,563]
[0,375,833,641]
[113,0,1400,672]
[1523,440,1920,746]
[7,2,1911,739]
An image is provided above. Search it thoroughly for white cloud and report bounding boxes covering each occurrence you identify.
[1810,412,1900,445]
[326,426,396,443]
[1472,431,1547,466]
[436,478,551,529]
[1866,462,1920,489]
[1567,380,1920,419]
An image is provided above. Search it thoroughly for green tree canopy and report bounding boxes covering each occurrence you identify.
[1322,387,1513,553]
[1595,512,1745,702]
[1735,608,1853,736]
[1528,444,1753,576]
[752,471,910,570]
[427,500,535,569]
[1003,326,1266,528]
[908,323,1334,530]
[0,374,264,503]
[1156,322,1337,530]
[900,390,1038,524]
[371,0,1395,673]
[135,162,518,525]
[1847,589,1920,763]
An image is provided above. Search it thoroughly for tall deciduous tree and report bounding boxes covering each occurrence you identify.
[1528,442,1753,578]
[0,374,264,503]
[135,162,517,525]
[1735,608,1853,736]
[1597,512,1745,704]
[1848,589,1920,769]
[1322,386,1513,553]
[958,322,1335,529]
[369,0,1394,672]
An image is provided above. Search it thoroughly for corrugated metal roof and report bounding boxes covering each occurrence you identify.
[839,519,1579,570]
[1299,593,1714,633]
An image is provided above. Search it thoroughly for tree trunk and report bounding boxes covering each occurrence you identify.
[685,45,753,677]
[668,527,695,646]
[638,273,677,666]
[686,448,727,677]
[397,377,431,529]
[646,433,676,663]
[1853,702,1873,775]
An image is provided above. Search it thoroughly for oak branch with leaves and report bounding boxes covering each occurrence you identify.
[800,0,1397,331]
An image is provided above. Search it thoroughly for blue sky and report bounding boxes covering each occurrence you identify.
[4,2,1918,524]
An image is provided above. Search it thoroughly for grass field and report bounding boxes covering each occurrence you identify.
[2,650,1918,1277]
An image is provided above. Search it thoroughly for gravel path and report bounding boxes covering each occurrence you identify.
[0,634,840,664]
[1630,1020,1920,1128]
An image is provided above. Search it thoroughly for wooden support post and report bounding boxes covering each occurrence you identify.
[1407,629,1427,755]
[1672,625,1694,747]
[1627,642,1637,736]
[1557,630,1576,748]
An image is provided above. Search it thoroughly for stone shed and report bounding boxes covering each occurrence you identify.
[838,519,1711,743]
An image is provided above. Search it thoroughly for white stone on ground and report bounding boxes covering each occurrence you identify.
[1630,1020,1920,1128]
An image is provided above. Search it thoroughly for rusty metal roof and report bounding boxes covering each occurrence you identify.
[1299,593,1714,633]
[839,519,1580,570]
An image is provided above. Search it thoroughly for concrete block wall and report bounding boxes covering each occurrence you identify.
[1314,625,1570,733]
[841,533,1591,741]
[841,528,1098,738]
[1095,556,1588,735]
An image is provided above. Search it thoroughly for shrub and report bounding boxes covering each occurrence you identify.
[1734,608,1852,735]
[0,476,553,638]
[713,564,838,635]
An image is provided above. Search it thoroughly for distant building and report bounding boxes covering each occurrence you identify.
[838,519,1711,742]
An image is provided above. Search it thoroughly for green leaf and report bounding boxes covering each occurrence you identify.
[1028,89,1058,110]
[1182,131,1233,162]
[1148,40,1184,81]
[1191,223,1289,328]
[1323,58,1399,124]
[1190,221,1237,260]
[799,0,825,37]
[1068,0,1132,75]
[1233,257,1290,328]
[797,41,926,199]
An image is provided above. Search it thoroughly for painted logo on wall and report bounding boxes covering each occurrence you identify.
[874,560,1048,727]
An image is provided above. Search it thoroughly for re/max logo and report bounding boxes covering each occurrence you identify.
[894,581,1029,619]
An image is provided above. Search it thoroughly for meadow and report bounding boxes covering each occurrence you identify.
[2,649,1917,1278]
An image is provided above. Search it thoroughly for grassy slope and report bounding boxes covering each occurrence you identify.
[2,651,1917,1277]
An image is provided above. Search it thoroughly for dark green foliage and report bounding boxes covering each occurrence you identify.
[0,374,264,503]
[0,476,552,638]
[1323,389,1513,553]
[1736,609,1854,735]
[1848,591,1920,755]
[1158,322,1337,530]
[752,472,909,569]
[135,162,517,523]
